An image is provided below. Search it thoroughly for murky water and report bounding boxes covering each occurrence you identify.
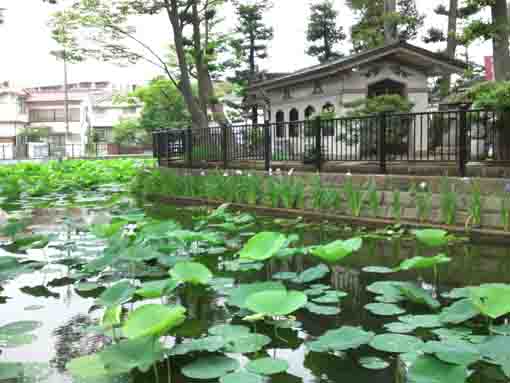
[1,193,510,383]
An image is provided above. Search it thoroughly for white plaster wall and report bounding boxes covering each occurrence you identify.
[0,94,29,123]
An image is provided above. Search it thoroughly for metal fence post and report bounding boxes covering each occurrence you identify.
[378,112,387,174]
[222,124,229,169]
[186,126,193,168]
[458,106,469,177]
[264,120,271,171]
[314,116,322,172]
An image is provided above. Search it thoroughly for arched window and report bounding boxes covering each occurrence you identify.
[322,103,335,137]
[304,106,316,137]
[275,110,285,138]
[289,108,299,138]
[304,106,316,119]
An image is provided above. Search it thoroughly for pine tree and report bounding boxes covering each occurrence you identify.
[348,0,424,52]
[305,0,346,63]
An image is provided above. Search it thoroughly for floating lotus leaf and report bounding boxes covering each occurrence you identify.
[75,282,101,292]
[307,326,375,352]
[246,289,307,316]
[408,355,469,383]
[414,229,449,248]
[0,320,42,348]
[397,283,440,309]
[170,336,226,356]
[431,327,473,341]
[220,372,264,383]
[292,264,330,284]
[101,305,121,331]
[396,254,451,271]
[310,238,362,263]
[99,336,165,374]
[122,304,186,339]
[312,291,347,304]
[272,272,298,281]
[224,334,271,353]
[305,302,341,316]
[0,362,24,380]
[366,281,406,302]
[491,324,510,336]
[442,287,471,300]
[208,324,251,340]
[469,284,510,319]
[423,339,480,366]
[359,357,390,370]
[181,356,239,380]
[238,232,287,261]
[227,282,285,309]
[246,358,289,375]
[97,280,136,307]
[362,266,394,274]
[439,299,480,324]
[397,315,442,329]
[364,303,405,316]
[66,354,110,378]
[384,322,417,334]
[135,279,179,298]
[477,336,510,364]
[369,334,423,354]
[170,262,212,285]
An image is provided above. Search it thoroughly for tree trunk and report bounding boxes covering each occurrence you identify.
[166,0,208,130]
[384,0,397,44]
[491,0,510,81]
[440,0,458,98]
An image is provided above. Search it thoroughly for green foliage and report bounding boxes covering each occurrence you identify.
[112,118,148,146]
[440,177,457,225]
[306,0,346,63]
[346,94,414,117]
[311,238,363,263]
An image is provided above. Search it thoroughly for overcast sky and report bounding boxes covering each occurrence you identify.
[0,0,492,88]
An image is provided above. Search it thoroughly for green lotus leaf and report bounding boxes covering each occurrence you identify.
[423,339,480,366]
[310,238,362,263]
[491,324,510,336]
[224,333,272,353]
[396,254,451,271]
[383,322,417,334]
[312,291,347,304]
[397,283,440,309]
[0,362,24,380]
[439,299,480,324]
[101,305,121,331]
[99,336,165,374]
[238,232,287,261]
[469,284,510,319]
[122,304,186,339]
[272,272,298,281]
[135,279,179,298]
[369,334,424,354]
[364,303,405,316]
[169,336,226,356]
[246,289,307,316]
[0,320,42,348]
[366,281,407,302]
[477,335,510,364]
[181,356,239,380]
[66,354,110,379]
[208,324,251,340]
[305,302,341,316]
[431,327,473,341]
[359,357,390,370]
[246,358,289,375]
[414,229,450,248]
[408,355,469,383]
[227,281,286,309]
[170,262,212,285]
[97,280,136,307]
[307,326,375,352]
[220,372,264,383]
[362,266,394,274]
[397,315,442,329]
[292,264,330,284]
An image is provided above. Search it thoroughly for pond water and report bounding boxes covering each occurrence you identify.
[1,186,510,383]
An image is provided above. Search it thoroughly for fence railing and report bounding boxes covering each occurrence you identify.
[152,109,509,176]
[0,143,153,161]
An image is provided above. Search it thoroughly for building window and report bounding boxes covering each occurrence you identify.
[17,98,26,114]
[312,80,323,95]
[275,110,285,138]
[29,108,81,122]
[289,108,299,137]
[283,88,292,100]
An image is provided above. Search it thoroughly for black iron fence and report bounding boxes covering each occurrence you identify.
[153,109,509,176]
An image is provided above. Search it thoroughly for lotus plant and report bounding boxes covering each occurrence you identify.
[501,183,510,231]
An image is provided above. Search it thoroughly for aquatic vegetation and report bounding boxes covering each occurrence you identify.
[439,176,458,225]
[466,179,483,229]
[415,182,433,222]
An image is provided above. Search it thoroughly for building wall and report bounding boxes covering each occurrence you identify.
[0,93,28,138]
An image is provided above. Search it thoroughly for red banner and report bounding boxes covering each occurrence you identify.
[485,56,495,81]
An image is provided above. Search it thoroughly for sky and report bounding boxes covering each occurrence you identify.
[0,0,492,88]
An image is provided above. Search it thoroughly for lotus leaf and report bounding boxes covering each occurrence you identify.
[97,280,136,307]
[397,315,441,329]
[224,334,272,353]
[66,354,110,378]
[135,279,179,298]
[0,320,42,348]
[397,283,440,309]
[469,284,510,319]
[122,304,186,339]
[0,362,24,380]
[359,357,390,370]
[312,291,347,304]
[246,289,307,316]
[408,355,469,383]
[246,358,289,375]
[238,232,287,261]
[181,355,239,380]
[383,322,417,334]
[439,299,480,324]
[170,336,226,356]
[101,305,121,331]
[220,372,264,383]
[170,262,212,285]
[272,272,298,280]
[369,334,424,354]
[414,229,449,247]
[307,326,375,352]
[292,264,330,284]
[362,266,394,274]
[227,281,285,309]
[396,254,451,271]
[305,302,341,316]
[310,238,362,263]
[423,339,480,366]
[364,303,406,316]
[208,324,251,340]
